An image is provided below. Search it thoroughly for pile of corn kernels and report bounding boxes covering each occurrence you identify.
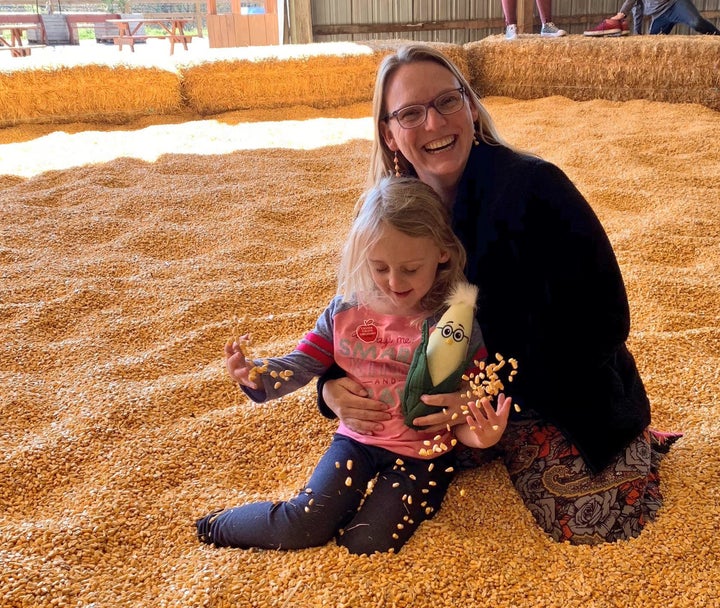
[0,96,718,607]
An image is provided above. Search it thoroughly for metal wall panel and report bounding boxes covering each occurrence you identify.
[310,0,720,42]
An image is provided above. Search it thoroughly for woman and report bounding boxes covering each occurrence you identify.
[318,43,680,546]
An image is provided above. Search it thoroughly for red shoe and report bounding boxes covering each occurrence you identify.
[619,18,630,35]
[583,18,622,36]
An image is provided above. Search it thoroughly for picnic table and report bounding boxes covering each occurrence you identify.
[106,17,193,55]
[0,23,43,57]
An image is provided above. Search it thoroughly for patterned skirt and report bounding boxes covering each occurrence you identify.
[455,418,682,545]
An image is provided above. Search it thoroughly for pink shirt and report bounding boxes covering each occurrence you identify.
[332,305,453,460]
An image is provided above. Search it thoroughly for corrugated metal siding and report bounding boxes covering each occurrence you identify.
[311,0,720,41]
[312,0,499,42]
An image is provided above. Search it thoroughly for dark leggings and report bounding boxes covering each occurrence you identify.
[196,434,455,555]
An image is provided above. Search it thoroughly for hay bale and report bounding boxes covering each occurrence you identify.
[179,40,468,116]
[179,43,381,115]
[0,64,184,127]
[362,39,470,81]
[466,35,720,111]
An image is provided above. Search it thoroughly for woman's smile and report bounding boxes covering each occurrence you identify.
[424,135,456,153]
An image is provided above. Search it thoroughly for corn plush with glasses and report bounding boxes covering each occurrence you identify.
[401,282,479,429]
[426,282,477,385]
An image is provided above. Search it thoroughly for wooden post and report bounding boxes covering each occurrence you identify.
[517,0,536,34]
[288,0,312,44]
[195,0,204,36]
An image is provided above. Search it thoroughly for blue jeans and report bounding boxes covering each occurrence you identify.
[649,0,720,34]
[196,434,456,555]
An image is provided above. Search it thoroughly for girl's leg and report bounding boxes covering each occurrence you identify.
[498,418,681,544]
[337,450,456,555]
[501,0,517,24]
[196,435,376,550]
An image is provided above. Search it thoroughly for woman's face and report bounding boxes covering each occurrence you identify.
[379,61,478,201]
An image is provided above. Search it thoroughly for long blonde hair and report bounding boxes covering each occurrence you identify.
[369,44,506,185]
[338,176,467,316]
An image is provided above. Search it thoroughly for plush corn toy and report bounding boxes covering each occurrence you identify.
[401,281,479,429]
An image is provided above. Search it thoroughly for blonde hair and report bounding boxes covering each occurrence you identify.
[369,44,507,185]
[338,176,467,316]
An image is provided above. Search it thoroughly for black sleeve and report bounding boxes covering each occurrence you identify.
[316,363,346,419]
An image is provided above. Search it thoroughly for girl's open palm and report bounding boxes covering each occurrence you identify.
[224,334,260,389]
[455,393,512,449]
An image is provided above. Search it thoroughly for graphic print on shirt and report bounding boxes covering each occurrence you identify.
[332,305,455,458]
[335,314,421,407]
[353,319,378,343]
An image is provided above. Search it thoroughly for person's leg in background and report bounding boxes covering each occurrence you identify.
[501,0,519,39]
[670,0,720,33]
[536,0,567,36]
[650,0,720,34]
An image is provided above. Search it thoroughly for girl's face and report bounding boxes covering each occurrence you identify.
[379,61,478,201]
[367,224,449,316]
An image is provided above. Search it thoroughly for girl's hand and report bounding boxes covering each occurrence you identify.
[455,393,512,449]
[224,334,261,390]
[412,391,467,431]
[323,377,390,435]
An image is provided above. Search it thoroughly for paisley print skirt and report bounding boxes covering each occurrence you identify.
[455,418,682,545]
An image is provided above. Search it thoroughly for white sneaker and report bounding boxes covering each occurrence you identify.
[505,24,517,40]
[540,22,567,37]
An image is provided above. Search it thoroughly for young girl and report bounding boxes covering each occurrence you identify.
[195,176,512,555]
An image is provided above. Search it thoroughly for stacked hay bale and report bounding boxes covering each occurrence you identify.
[466,35,720,111]
[0,36,717,125]
[0,63,183,127]
[178,40,468,115]
[0,40,469,127]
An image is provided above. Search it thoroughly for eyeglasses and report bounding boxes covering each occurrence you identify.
[383,87,466,129]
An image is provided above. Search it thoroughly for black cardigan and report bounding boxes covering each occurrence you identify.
[319,143,650,474]
[452,143,650,472]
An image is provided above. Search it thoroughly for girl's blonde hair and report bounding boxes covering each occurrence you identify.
[369,43,507,184]
[338,176,467,316]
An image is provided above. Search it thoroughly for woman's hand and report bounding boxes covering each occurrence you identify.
[455,393,512,449]
[224,334,262,390]
[322,377,390,435]
[411,391,467,432]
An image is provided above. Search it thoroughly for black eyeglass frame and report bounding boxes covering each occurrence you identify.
[382,86,467,128]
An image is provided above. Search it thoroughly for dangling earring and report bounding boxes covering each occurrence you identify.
[393,151,401,177]
[473,132,480,146]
